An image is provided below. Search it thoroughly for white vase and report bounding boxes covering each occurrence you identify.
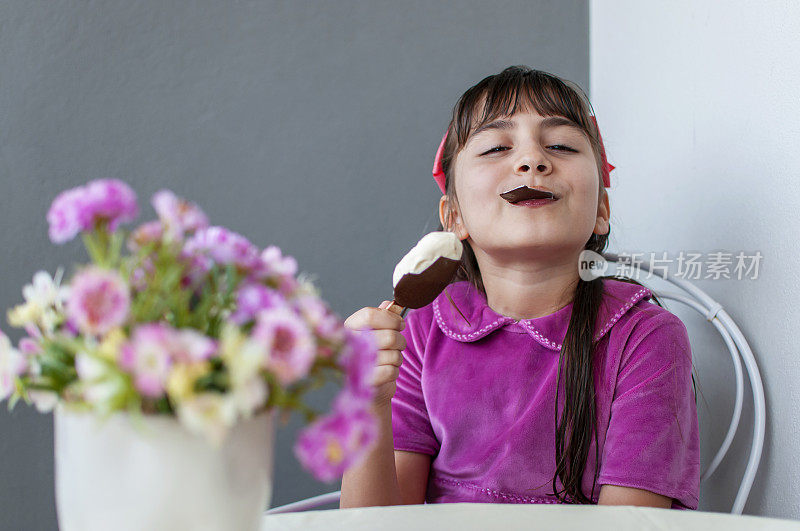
[54,404,276,531]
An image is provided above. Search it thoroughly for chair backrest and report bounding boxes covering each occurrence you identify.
[266,253,766,516]
[265,490,341,515]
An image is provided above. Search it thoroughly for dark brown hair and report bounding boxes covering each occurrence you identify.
[435,66,673,503]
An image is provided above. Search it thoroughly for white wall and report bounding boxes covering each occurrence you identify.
[591,0,800,518]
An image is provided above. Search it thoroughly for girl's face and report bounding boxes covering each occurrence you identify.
[441,108,610,263]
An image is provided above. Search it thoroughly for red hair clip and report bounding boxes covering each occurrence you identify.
[432,129,449,194]
[590,116,615,188]
[432,116,614,194]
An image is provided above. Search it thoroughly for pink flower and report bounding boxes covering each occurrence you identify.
[66,267,130,336]
[338,329,378,400]
[293,294,345,344]
[24,323,41,341]
[183,226,260,271]
[331,387,375,414]
[292,294,327,324]
[276,275,301,298]
[127,221,164,253]
[47,179,139,244]
[119,323,216,399]
[179,252,214,289]
[293,392,378,482]
[249,245,299,286]
[18,337,41,356]
[151,190,209,241]
[83,179,139,232]
[251,307,315,386]
[230,283,286,325]
[119,324,173,398]
[260,246,298,277]
[170,328,217,363]
[47,188,87,244]
[61,318,80,338]
[316,315,346,346]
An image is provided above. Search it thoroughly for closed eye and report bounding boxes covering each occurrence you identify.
[481,145,510,155]
[481,144,577,155]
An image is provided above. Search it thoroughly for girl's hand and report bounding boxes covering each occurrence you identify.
[343,300,406,408]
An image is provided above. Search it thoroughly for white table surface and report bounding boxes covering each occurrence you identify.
[262,503,800,531]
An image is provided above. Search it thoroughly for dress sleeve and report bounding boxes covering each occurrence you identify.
[597,311,701,510]
[391,309,439,456]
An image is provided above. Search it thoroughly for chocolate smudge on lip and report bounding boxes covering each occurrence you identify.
[499,185,557,204]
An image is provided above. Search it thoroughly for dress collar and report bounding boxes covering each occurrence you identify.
[432,278,653,351]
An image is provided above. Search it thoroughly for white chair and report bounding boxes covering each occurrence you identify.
[265,253,766,515]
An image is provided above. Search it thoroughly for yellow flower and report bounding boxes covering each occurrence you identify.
[166,362,210,401]
[7,302,40,328]
[219,322,246,363]
[97,328,127,361]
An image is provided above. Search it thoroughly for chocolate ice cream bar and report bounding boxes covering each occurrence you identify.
[387,231,463,315]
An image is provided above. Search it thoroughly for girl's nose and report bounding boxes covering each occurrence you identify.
[518,163,549,173]
[517,156,550,174]
[516,143,551,174]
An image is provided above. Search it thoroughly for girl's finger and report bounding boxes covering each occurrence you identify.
[377,349,403,368]
[371,329,406,351]
[371,364,400,386]
[344,306,404,332]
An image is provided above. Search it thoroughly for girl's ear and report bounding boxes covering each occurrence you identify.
[439,195,469,240]
[593,190,611,236]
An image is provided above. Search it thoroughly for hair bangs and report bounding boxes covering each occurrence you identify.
[452,68,595,151]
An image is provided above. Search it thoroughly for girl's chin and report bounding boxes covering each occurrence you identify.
[476,237,582,254]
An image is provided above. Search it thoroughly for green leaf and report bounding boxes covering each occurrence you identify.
[82,233,103,266]
[108,231,125,268]
[154,397,172,414]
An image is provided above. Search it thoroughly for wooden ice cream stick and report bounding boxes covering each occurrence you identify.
[386,300,407,318]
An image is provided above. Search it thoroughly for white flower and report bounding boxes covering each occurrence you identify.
[75,351,109,381]
[40,308,62,332]
[8,270,69,333]
[0,333,28,401]
[23,270,68,310]
[176,393,238,447]
[231,376,268,419]
[74,351,125,411]
[296,273,320,297]
[28,390,58,413]
[219,322,266,386]
[230,338,268,386]
[83,378,126,411]
[28,358,42,377]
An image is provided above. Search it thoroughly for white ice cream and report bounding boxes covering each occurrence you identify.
[392,231,463,288]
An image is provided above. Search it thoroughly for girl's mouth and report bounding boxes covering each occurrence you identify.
[513,199,557,208]
[499,185,558,204]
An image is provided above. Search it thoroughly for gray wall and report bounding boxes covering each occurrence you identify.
[0,1,589,528]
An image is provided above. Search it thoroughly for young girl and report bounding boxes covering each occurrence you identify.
[340,66,700,510]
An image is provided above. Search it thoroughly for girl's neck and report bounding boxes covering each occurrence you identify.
[479,256,580,321]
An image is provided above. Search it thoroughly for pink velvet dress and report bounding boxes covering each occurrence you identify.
[391,278,700,509]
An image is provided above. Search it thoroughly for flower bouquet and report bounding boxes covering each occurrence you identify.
[1,179,379,531]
